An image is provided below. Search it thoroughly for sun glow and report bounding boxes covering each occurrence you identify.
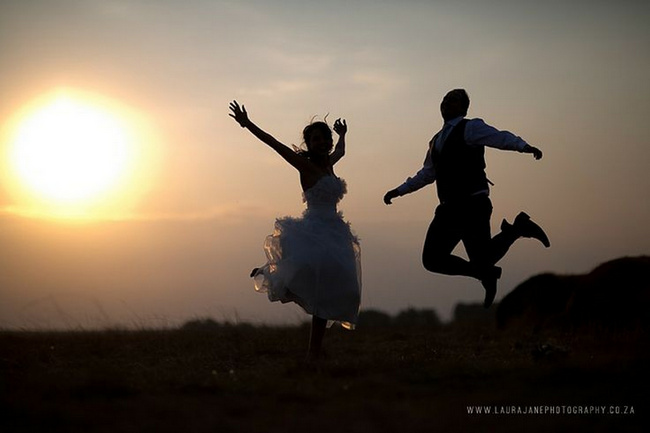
[11,96,131,202]
[2,90,160,220]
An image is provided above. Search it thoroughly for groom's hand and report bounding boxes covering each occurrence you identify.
[383,189,400,205]
[523,144,543,160]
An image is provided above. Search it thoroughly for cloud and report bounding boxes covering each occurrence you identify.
[242,79,319,98]
[351,70,407,97]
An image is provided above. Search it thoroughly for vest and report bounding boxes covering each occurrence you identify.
[432,119,489,203]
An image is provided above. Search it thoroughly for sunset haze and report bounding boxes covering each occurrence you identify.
[1,0,649,328]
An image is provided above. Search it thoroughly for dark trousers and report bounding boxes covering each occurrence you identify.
[422,195,517,280]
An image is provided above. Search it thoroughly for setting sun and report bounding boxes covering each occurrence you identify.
[10,95,132,202]
[2,90,160,220]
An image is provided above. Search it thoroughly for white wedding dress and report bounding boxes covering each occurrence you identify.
[252,175,361,329]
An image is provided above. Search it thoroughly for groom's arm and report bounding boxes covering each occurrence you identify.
[465,118,542,160]
[384,147,437,205]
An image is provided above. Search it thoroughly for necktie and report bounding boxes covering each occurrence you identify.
[434,123,453,153]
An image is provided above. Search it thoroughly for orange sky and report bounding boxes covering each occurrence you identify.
[1,0,649,329]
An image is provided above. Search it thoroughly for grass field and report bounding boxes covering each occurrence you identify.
[1,321,647,432]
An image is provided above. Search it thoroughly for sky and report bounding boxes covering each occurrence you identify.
[1,0,649,329]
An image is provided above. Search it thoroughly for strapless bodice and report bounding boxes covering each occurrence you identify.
[302,176,347,217]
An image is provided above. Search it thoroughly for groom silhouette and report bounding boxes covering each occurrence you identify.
[384,89,549,308]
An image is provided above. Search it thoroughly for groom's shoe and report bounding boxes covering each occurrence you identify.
[481,266,502,309]
[511,212,550,248]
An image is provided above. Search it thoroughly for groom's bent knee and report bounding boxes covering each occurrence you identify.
[422,254,445,273]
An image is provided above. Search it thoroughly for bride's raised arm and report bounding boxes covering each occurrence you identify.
[229,101,311,172]
[330,118,347,165]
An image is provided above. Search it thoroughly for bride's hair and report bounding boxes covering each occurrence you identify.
[294,116,333,158]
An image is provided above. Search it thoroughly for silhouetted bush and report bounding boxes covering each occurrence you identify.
[497,256,650,332]
[358,309,393,327]
[180,318,222,331]
[394,307,441,328]
[452,302,495,328]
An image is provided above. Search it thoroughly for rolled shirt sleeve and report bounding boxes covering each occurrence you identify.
[465,118,529,152]
[396,146,437,196]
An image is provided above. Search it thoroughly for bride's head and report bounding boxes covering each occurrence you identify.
[299,121,333,158]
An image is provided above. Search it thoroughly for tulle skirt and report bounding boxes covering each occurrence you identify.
[253,210,361,329]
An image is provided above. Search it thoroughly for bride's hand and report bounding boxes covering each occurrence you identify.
[229,101,250,128]
[333,118,347,136]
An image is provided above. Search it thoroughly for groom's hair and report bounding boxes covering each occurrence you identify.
[450,88,470,114]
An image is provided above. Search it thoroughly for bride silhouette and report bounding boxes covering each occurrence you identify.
[229,101,361,360]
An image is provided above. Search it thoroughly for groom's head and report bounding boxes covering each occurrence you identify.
[441,89,470,121]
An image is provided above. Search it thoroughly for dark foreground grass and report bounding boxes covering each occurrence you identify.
[1,323,648,432]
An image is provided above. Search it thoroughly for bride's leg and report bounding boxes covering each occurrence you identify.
[307,315,327,360]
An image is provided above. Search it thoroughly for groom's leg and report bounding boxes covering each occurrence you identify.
[463,195,502,308]
[462,195,495,275]
[422,203,476,278]
[488,211,550,265]
[488,226,519,265]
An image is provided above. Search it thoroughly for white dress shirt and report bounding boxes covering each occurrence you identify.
[396,117,529,196]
